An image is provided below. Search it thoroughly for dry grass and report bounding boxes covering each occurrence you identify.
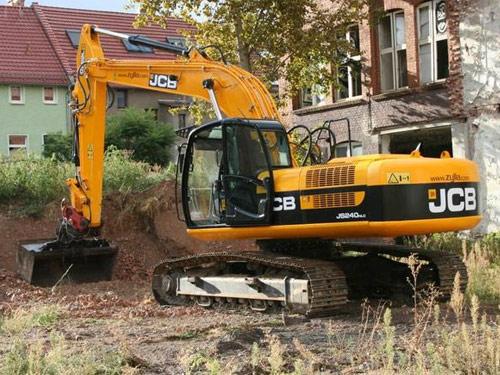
[0,305,137,375]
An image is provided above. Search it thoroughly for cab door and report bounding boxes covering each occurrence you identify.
[223,123,274,226]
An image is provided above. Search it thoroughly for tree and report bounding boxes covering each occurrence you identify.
[42,132,73,162]
[106,108,177,166]
[131,0,377,98]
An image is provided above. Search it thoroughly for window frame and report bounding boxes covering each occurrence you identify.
[9,85,24,104]
[417,0,448,84]
[42,86,57,104]
[336,24,362,101]
[335,141,363,158]
[116,89,128,109]
[8,134,29,156]
[65,29,81,49]
[378,11,408,93]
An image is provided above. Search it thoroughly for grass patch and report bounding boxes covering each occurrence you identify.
[0,332,132,375]
[0,305,139,375]
[0,149,174,216]
[2,305,61,335]
[407,232,500,303]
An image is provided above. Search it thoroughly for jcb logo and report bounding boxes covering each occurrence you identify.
[273,196,296,211]
[149,74,178,89]
[428,187,476,213]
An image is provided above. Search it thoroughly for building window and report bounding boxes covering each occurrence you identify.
[166,36,187,48]
[378,11,407,92]
[65,29,81,49]
[298,85,327,108]
[336,25,362,100]
[122,40,154,53]
[9,86,24,104]
[178,113,186,129]
[8,135,28,156]
[43,87,57,104]
[116,89,127,109]
[418,1,449,84]
[335,141,363,158]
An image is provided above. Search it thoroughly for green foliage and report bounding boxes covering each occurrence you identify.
[106,107,177,166]
[131,0,378,98]
[0,149,171,216]
[103,146,170,193]
[0,155,72,216]
[42,132,73,162]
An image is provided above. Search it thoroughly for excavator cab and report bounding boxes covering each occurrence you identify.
[181,119,293,228]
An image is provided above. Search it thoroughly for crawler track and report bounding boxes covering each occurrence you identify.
[151,242,467,317]
[152,252,348,317]
[339,242,468,298]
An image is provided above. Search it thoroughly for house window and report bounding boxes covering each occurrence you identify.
[122,40,154,53]
[8,135,28,156]
[43,87,57,104]
[379,11,407,92]
[336,25,362,100]
[335,141,363,158]
[9,86,24,104]
[418,1,449,84]
[65,29,81,49]
[116,89,127,109]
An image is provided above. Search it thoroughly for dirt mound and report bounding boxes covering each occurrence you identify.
[0,179,256,283]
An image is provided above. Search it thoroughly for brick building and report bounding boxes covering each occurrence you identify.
[281,0,500,233]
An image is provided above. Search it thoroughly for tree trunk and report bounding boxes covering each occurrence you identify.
[234,15,252,73]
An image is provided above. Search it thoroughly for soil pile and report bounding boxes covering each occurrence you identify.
[0,179,256,282]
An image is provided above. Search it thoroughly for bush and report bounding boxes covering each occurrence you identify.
[106,108,177,166]
[103,146,170,193]
[0,149,171,216]
[0,155,72,215]
[42,132,73,162]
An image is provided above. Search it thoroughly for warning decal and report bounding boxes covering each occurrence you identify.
[387,172,411,184]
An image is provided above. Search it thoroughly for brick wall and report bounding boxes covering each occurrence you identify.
[280,0,462,154]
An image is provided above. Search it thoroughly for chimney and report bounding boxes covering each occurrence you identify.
[8,0,26,6]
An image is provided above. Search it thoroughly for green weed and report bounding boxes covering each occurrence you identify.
[2,305,60,335]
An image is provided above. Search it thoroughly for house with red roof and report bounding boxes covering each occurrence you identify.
[0,1,193,156]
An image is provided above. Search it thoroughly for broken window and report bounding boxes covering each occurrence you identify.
[388,127,452,158]
[379,11,407,92]
[418,1,449,84]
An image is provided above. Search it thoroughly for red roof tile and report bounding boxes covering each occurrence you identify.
[35,4,194,76]
[0,6,68,85]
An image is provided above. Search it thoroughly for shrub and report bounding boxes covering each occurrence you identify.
[103,146,169,193]
[106,108,177,166]
[42,132,73,162]
[0,155,72,215]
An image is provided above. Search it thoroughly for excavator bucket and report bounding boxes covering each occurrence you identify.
[16,239,117,287]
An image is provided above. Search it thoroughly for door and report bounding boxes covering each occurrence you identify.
[183,124,225,227]
[223,123,274,226]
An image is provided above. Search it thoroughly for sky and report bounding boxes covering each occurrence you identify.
[0,0,137,12]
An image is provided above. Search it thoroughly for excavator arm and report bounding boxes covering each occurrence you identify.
[70,24,281,232]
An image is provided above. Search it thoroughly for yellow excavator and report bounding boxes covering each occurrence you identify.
[17,25,480,317]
